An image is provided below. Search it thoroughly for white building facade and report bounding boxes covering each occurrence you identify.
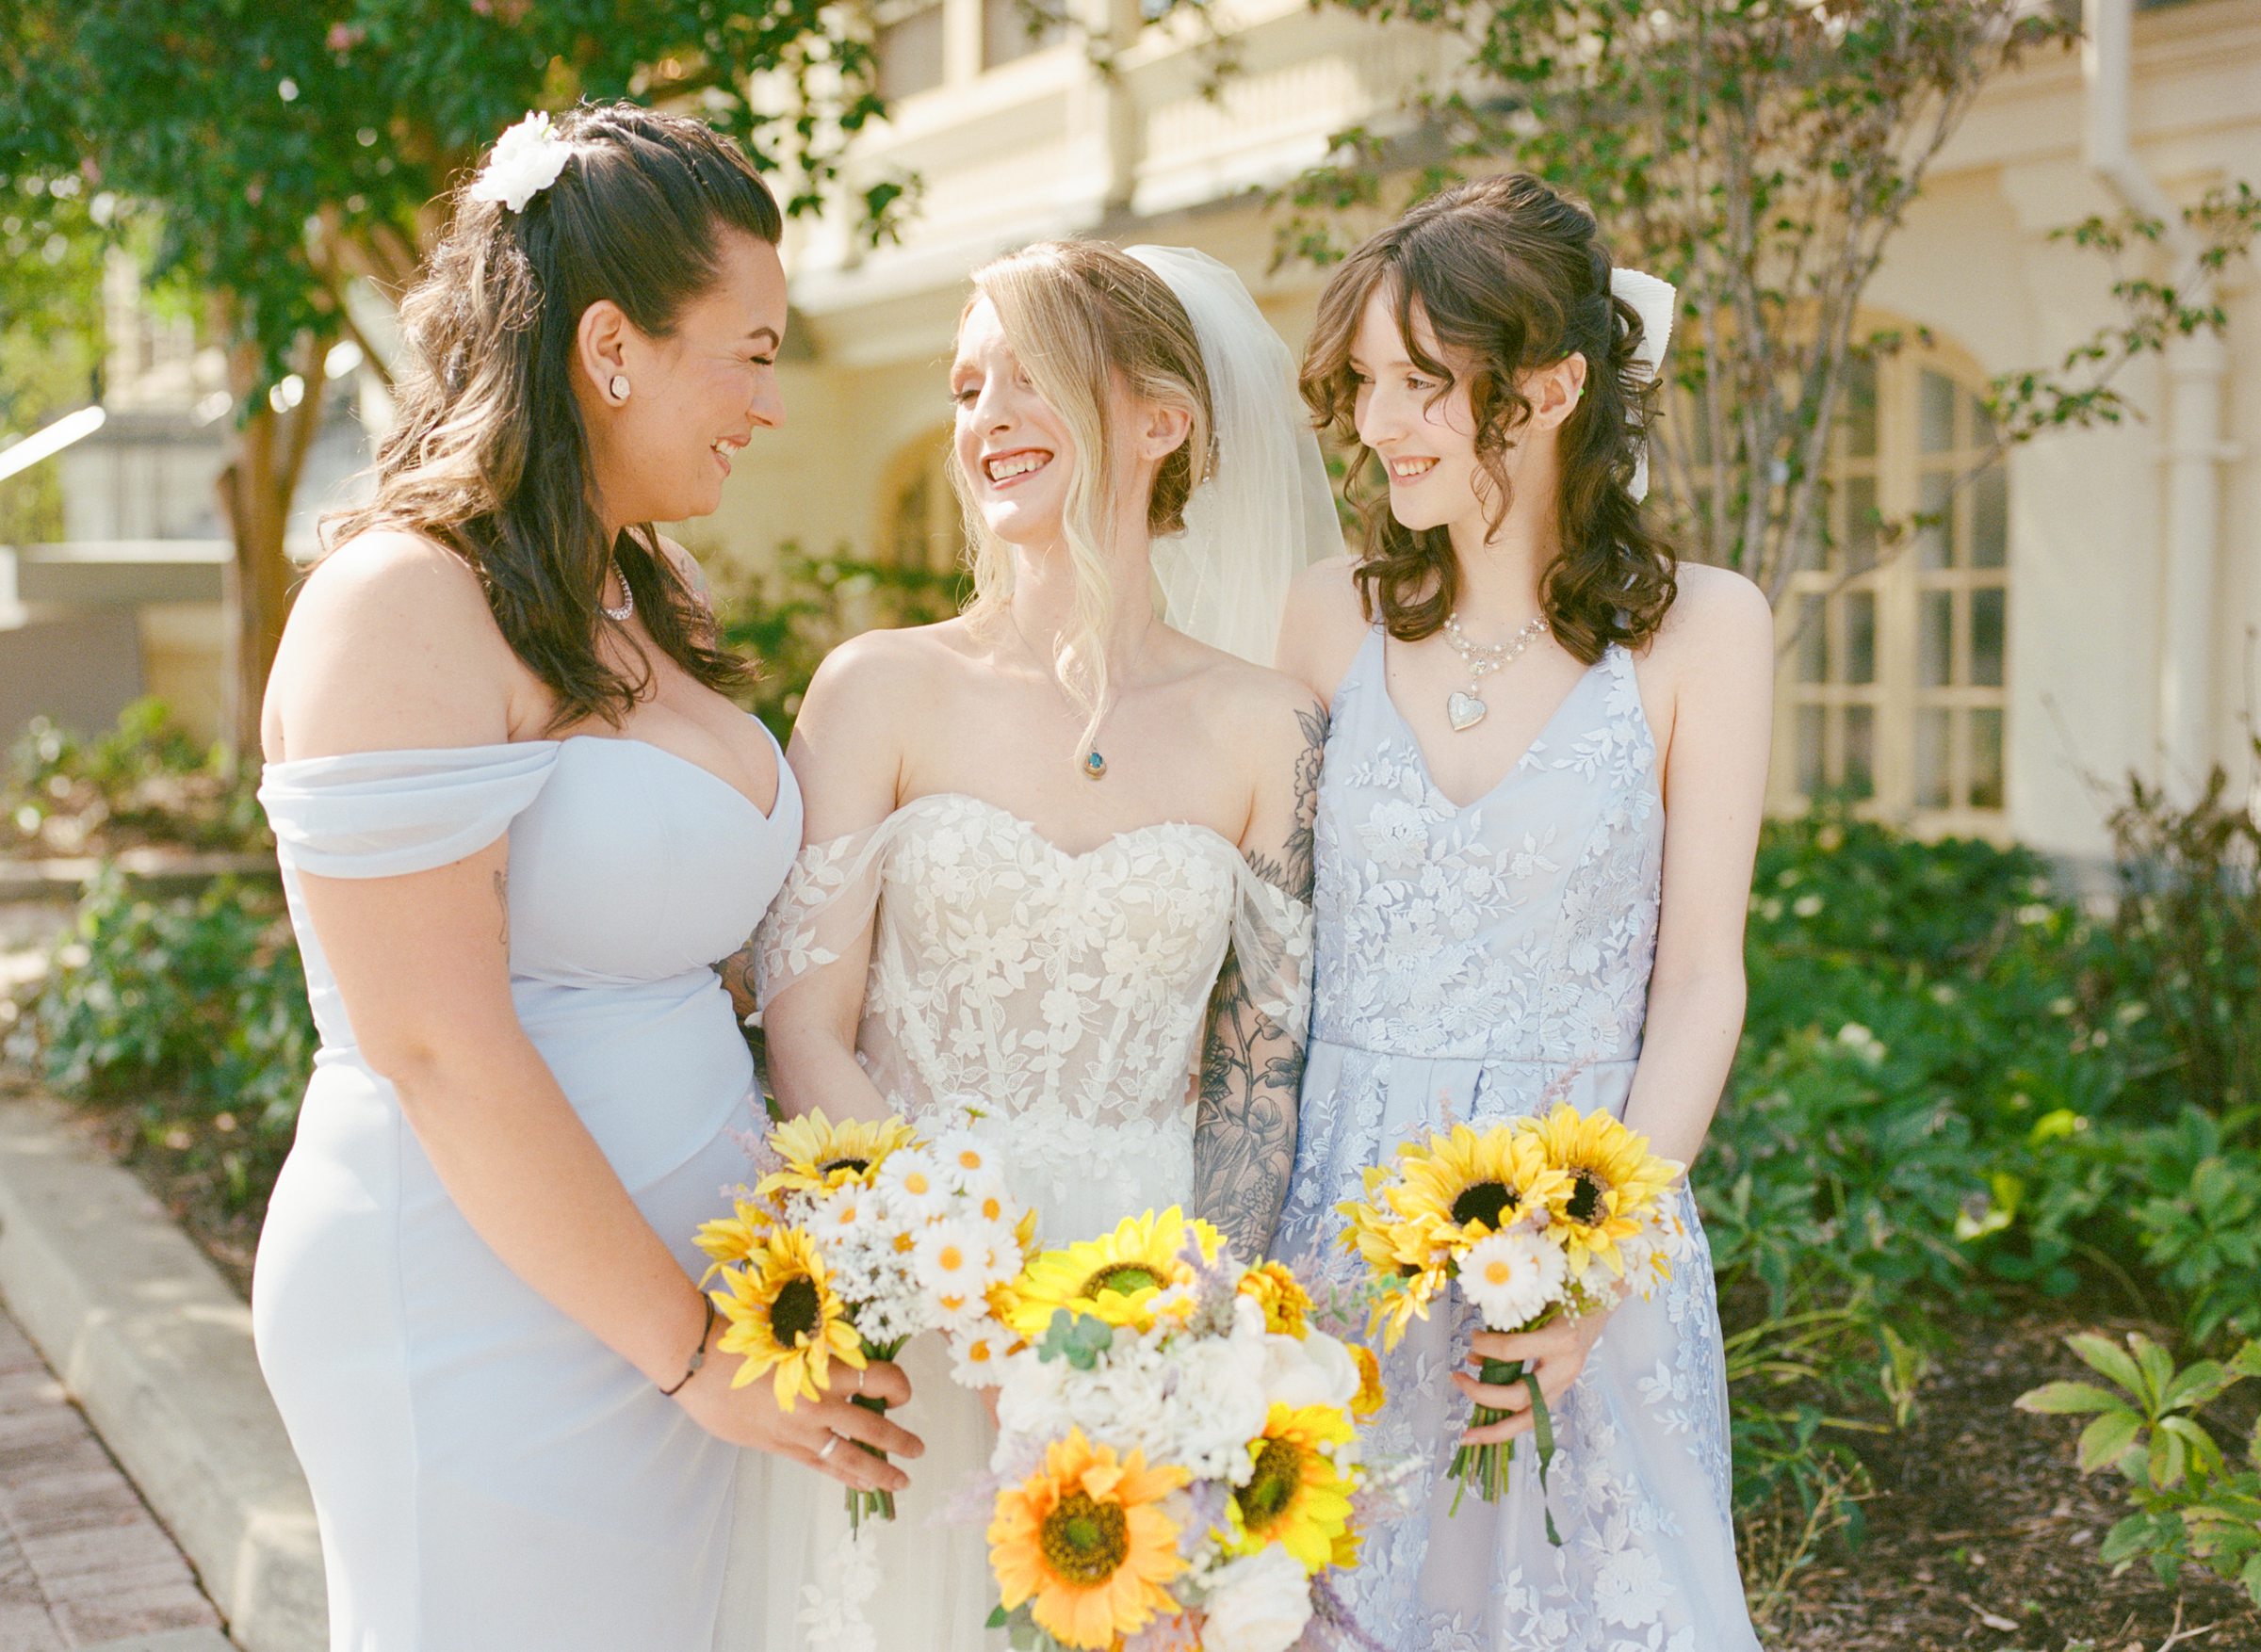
[703,0,2260,866]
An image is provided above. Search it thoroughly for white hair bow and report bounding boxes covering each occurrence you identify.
[1608,267,1677,502]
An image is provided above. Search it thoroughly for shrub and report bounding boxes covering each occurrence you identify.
[5,698,268,857]
[2017,1331,2261,1606]
[8,865,314,1211]
[2096,740,2261,1131]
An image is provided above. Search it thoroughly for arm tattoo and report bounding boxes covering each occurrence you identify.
[493,869,511,949]
[715,942,760,1032]
[1193,703,1325,1258]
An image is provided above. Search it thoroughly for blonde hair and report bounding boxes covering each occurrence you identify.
[949,240,1213,746]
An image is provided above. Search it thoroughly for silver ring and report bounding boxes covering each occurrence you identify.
[817,1433,840,1462]
[854,1366,867,1396]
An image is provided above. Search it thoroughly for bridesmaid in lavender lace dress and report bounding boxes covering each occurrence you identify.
[1273,176,1771,1649]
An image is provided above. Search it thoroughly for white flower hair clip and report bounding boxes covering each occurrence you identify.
[1607,267,1677,501]
[468,111,574,214]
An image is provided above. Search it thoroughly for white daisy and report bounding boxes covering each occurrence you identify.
[876,1147,949,1223]
[1457,1228,1568,1330]
[949,1329,1012,1387]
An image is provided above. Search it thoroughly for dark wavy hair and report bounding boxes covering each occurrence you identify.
[329,101,782,730]
[1300,173,1677,661]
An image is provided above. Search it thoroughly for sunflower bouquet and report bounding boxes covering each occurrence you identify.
[980,1207,1397,1652]
[696,1106,1037,1528]
[1338,1107,1685,1534]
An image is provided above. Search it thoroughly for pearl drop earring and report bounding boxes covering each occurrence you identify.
[608,373,630,403]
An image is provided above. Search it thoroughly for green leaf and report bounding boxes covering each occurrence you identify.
[2133,1334,2175,1403]
[2067,1333,2148,1400]
[985,1607,1009,1629]
[2159,1360,2228,1415]
[2148,1421,2188,1490]
[2016,1381,2124,1417]
[2079,1410,2144,1476]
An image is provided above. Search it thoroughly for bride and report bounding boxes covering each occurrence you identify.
[715,239,1340,1646]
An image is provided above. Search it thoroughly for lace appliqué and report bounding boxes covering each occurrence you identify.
[1279,637,1760,1650]
[753,792,1312,1242]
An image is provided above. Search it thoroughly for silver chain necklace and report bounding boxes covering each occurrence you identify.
[1008,609,1150,781]
[601,558,634,624]
[1441,610,1549,732]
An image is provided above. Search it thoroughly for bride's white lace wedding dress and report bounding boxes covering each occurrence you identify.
[714,789,1310,1650]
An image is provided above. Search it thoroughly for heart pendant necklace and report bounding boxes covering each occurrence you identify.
[1442,611,1549,732]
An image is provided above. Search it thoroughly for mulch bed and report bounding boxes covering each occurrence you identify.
[1772,1313,2258,1652]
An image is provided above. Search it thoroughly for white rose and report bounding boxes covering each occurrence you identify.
[1259,1331,1359,1413]
[1200,1547,1313,1652]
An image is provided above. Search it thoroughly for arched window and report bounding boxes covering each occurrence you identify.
[1774,337,2009,833]
[875,425,964,573]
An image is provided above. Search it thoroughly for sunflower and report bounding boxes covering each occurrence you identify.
[692,1199,773,1280]
[1220,1402,1358,1575]
[989,1430,1188,1650]
[1346,1343,1386,1421]
[1527,1106,1681,1275]
[756,1109,918,1199]
[1005,1208,1224,1336]
[711,1226,866,1411]
[1238,1260,1312,1338]
[1391,1124,1570,1244]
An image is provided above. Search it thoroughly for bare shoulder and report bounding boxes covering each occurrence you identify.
[794,617,970,744]
[1651,562,1773,659]
[651,532,713,606]
[268,530,516,759]
[295,528,489,626]
[1277,554,1372,704]
[1179,648,1327,818]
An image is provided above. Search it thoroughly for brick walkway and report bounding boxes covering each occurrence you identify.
[0,1306,233,1652]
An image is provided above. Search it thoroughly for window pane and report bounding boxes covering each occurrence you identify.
[1845,590,1876,685]
[1920,590,1955,687]
[1845,474,1878,573]
[1968,708,2004,810]
[1797,705,1826,799]
[1917,708,1951,810]
[1796,594,1829,685]
[1973,463,2007,569]
[1918,468,1954,569]
[876,5,946,99]
[1844,357,1878,459]
[1920,369,1957,454]
[1971,585,2006,688]
[1967,384,1997,448]
[985,0,1063,67]
[1844,705,1875,802]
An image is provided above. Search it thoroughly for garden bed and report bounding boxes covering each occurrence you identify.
[1775,1312,2254,1650]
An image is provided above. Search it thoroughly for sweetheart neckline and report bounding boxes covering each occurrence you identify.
[560,731,790,824]
[891,790,1243,865]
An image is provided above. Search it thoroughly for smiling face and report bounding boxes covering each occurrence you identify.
[580,227,789,526]
[950,294,1082,550]
[1346,283,1492,538]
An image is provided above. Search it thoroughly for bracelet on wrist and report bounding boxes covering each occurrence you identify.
[659,1296,718,1398]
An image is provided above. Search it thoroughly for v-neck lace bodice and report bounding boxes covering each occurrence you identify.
[1310,626,1664,1063]
[753,789,1312,1238]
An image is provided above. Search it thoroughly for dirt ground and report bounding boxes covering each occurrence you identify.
[1772,1314,2257,1652]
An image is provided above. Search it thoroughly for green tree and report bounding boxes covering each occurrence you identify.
[1264,0,2257,606]
[0,170,117,547]
[0,0,903,750]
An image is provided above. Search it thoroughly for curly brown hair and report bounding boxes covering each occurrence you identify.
[329,102,781,731]
[1299,173,1677,662]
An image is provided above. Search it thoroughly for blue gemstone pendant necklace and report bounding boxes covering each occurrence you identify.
[1009,608,1148,783]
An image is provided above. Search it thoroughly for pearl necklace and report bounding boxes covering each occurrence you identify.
[602,558,634,624]
[1441,610,1549,732]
